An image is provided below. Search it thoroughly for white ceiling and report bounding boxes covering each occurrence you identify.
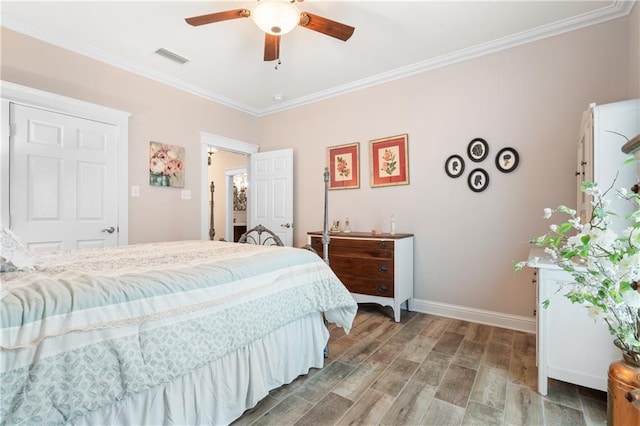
[1,1,633,116]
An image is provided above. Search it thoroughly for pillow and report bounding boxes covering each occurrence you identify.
[0,225,34,272]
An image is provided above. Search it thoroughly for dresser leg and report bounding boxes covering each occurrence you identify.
[393,303,401,322]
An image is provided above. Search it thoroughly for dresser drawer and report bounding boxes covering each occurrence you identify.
[310,236,393,259]
[337,273,394,297]
[328,255,394,280]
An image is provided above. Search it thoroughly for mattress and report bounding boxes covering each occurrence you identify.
[0,240,357,425]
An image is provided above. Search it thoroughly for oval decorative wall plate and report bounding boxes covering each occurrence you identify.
[495,147,520,173]
[445,154,465,178]
[468,168,489,192]
[467,138,489,162]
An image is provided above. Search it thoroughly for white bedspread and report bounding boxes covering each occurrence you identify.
[0,240,357,425]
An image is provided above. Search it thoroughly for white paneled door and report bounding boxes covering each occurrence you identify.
[248,148,293,246]
[9,103,119,252]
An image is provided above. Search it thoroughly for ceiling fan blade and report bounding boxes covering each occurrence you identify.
[264,33,281,62]
[299,12,355,41]
[185,9,250,26]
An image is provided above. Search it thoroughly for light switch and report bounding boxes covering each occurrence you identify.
[131,185,140,197]
[181,190,191,200]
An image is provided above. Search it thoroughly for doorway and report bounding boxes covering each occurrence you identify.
[199,132,258,241]
[206,150,246,242]
[228,169,247,242]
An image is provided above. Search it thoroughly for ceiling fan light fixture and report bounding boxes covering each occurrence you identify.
[251,0,300,35]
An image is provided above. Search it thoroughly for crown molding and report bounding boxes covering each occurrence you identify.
[1,1,634,117]
[0,13,261,116]
[261,0,635,116]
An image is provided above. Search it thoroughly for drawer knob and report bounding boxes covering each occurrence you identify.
[379,265,388,272]
[379,241,387,248]
[378,285,388,293]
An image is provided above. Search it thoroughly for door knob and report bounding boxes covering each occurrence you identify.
[281,223,293,228]
[102,226,115,234]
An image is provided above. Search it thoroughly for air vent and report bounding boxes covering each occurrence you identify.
[154,48,190,65]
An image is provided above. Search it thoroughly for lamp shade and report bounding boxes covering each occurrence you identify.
[251,0,300,35]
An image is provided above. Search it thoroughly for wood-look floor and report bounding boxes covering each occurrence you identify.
[233,305,607,426]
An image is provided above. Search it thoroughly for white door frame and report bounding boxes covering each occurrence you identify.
[199,131,258,240]
[0,81,130,244]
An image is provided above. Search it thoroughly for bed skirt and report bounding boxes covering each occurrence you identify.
[73,312,328,425]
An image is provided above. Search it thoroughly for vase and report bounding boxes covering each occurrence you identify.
[150,173,170,187]
[608,340,640,425]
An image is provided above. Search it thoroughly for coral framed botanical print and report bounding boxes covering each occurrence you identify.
[370,134,409,187]
[149,141,185,188]
[327,142,360,189]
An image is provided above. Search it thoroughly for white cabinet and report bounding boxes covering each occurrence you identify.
[529,254,620,395]
[577,99,640,232]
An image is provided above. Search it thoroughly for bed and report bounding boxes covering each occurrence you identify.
[1,171,356,425]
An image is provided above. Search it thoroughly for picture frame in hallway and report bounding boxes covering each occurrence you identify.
[370,134,409,187]
[327,142,360,190]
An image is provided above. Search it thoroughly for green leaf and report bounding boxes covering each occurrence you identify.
[558,222,573,233]
[560,248,579,258]
[620,281,632,293]
[513,261,526,271]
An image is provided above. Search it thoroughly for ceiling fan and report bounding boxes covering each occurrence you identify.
[185,0,355,62]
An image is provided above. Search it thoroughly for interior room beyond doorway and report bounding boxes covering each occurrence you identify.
[207,148,247,242]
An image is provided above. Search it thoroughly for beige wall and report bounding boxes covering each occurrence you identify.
[630,3,639,97]
[257,16,634,317]
[1,27,258,243]
[1,10,637,319]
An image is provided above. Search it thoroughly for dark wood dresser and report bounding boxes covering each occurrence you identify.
[307,231,414,322]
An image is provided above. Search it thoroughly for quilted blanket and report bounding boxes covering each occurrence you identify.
[0,240,357,425]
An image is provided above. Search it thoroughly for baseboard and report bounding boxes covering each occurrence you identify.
[412,298,536,334]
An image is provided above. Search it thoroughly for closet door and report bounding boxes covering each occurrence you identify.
[9,103,120,252]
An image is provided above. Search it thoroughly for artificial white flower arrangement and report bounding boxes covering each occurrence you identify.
[516,174,640,358]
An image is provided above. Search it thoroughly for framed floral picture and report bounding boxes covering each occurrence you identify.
[149,141,185,188]
[370,134,409,187]
[327,142,360,189]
